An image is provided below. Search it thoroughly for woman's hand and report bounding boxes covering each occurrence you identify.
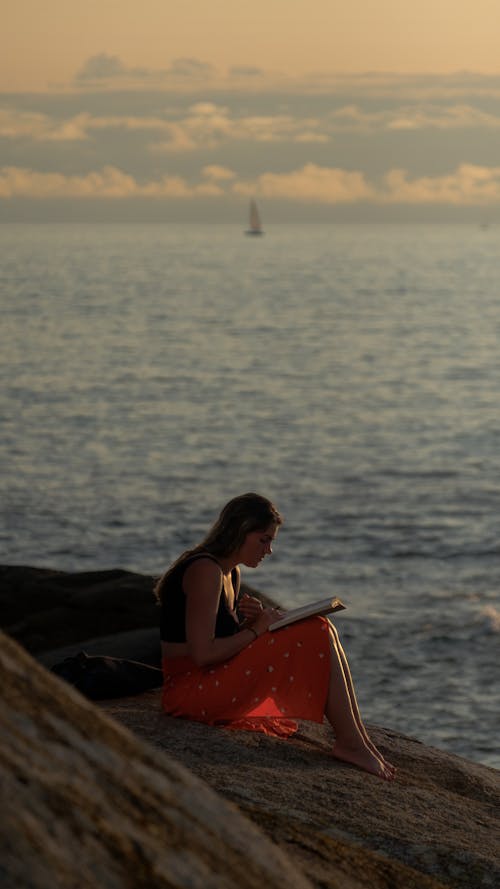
[238,593,264,622]
[249,606,284,637]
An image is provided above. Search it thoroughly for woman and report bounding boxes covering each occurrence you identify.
[156,492,395,780]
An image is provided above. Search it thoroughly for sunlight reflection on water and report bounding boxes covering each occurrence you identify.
[1,223,499,767]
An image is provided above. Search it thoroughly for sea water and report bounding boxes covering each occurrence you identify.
[1,222,499,768]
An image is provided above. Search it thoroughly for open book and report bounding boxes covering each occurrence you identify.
[269,596,346,631]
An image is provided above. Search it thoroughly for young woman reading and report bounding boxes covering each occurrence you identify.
[156,492,395,780]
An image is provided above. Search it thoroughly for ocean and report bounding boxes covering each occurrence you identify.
[1,222,499,768]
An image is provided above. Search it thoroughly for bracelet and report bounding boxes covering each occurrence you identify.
[247,626,258,641]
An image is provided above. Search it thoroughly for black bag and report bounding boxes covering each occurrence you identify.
[51,651,163,700]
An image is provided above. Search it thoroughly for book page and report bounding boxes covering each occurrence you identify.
[269,597,345,631]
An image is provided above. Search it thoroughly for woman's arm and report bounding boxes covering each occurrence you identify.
[234,564,263,624]
[184,558,277,667]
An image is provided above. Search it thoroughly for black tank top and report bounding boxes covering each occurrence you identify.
[160,553,240,642]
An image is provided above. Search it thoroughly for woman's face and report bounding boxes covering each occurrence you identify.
[237,523,278,568]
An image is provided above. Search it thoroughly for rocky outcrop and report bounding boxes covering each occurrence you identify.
[0,564,268,663]
[0,631,312,889]
[101,695,500,889]
[0,565,159,656]
[2,565,499,889]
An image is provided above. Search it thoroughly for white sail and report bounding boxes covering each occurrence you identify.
[249,200,261,231]
[246,200,264,235]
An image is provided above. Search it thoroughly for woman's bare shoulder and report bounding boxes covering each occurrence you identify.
[183,555,222,585]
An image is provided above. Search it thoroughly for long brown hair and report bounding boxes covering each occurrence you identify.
[154,493,282,602]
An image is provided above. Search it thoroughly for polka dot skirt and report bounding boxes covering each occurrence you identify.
[162,616,331,738]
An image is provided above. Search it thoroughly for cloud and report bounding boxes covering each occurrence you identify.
[1,101,329,152]
[0,166,223,199]
[299,71,500,100]
[0,107,184,145]
[76,54,128,81]
[382,164,500,204]
[0,166,137,198]
[168,58,216,79]
[6,65,500,219]
[66,57,476,97]
[3,162,500,206]
[234,163,500,206]
[0,108,91,141]
[294,132,329,143]
[233,164,374,203]
[74,54,217,87]
[202,165,237,181]
[327,103,500,133]
[228,66,266,78]
[151,103,329,152]
[5,98,500,161]
[70,59,500,98]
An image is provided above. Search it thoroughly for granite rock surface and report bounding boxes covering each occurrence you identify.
[2,565,499,889]
[0,631,312,889]
[101,693,500,889]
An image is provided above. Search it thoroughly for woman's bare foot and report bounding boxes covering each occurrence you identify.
[355,721,397,776]
[364,738,397,777]
[332,741,395,780]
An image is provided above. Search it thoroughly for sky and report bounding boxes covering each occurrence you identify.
[2,0,500,221]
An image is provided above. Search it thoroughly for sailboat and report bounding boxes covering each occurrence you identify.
[245,199,264,236]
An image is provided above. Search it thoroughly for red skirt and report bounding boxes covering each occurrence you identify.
[162,616,331,738]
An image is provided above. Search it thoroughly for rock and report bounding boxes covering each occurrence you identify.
[0,564,268,658]
[38,628,163,669]
[0,565,159,654]
[3,566,499,887]
[101,695,500,889]
[0,630,313,889]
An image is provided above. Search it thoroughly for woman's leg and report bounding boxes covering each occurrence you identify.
[328,624,396,775]
[324,630,394,780]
